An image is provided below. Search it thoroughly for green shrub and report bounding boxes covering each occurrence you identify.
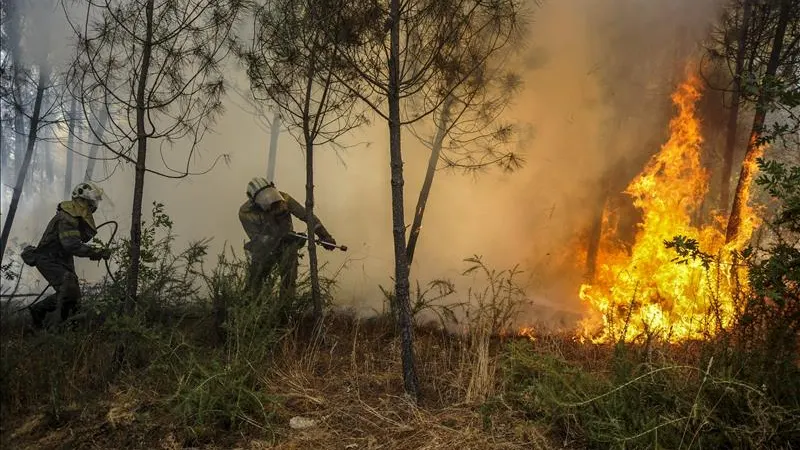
[502,341,800,449]
[165,248,294,439]
[170,355,279,438]
[99,202,210,320]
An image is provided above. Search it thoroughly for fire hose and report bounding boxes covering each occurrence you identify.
[4,220,118,313]
[288,231,348,252]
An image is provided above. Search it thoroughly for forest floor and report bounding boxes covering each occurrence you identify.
[0,313,565,450]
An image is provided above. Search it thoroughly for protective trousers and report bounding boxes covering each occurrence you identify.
[248,239,301,302]
[29,256,81,329]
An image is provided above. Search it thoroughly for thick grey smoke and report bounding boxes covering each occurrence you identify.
[5,0,725,328]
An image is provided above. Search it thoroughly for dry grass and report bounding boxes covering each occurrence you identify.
[1,312,558,450]
[7,308,794,449]
[260,313,553,450]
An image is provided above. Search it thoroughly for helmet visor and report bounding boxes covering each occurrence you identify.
[254,186,284,210]
[85,186,104,209]
[74,183,104,211]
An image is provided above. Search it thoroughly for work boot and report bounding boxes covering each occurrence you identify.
[29,293,58,330]
[29,307,46,330]
[28,308,44,330]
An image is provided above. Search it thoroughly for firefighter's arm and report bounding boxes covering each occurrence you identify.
[283,193,336,249]
[238,209,262,241]
[57,212,106,259]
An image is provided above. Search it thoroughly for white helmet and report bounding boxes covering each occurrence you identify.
[246,177,284,210]
[72,181,104,211]
[246,177,273,200]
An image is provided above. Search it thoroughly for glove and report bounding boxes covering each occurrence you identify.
[21,245,39,267]
[90,247,112,261]
[320,235,337,251]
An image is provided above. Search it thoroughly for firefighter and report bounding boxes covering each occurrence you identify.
[22,182,112,329]
[238,177,337,298]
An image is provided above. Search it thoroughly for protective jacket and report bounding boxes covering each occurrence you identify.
[238,190,332,253]
[32,200,103,265]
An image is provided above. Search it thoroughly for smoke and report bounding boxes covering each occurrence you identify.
[5,0,726,328]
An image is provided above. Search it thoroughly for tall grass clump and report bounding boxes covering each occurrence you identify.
[459,256,530,404]
[168,241,335,442]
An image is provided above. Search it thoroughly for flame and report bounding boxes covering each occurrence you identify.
[518,327,536,341]
[578,74,757,343]
[727,134,766,247]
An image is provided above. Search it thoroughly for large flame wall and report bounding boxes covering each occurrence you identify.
[579,74,755,343]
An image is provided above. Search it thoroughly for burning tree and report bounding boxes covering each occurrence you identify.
[580,0,800,342]
[579,74,756,343]
[580,1,702,282]
[706,0,800,238]
[711,0,754,212]
[66,0,243,309]
[724,0,800,244]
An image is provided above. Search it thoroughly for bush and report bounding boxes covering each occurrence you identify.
[99,202,209,321]
[0,314,167,421]
[502,341,800,449]
[728,159,800,404]
[0,203,315,444]
[170,356,279,440]
[165,246,308,440]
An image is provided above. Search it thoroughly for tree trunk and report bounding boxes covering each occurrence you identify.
[726,0,790,244]
[585,193,606,283]
[125,0,155,311]
[0,114,5,185]
[305,136,322,323]
[0,68,49,265]
[44,131,54,183]
[24,142,36,198]
[388,0,420,401]
[6,0,23,190]
[720,0,752,213]
[84,109,108,181]
[64,99,77,196]
[267,109,280,181]
[13,82,25,198]
[406,95,453,268]
[301,48,323,324]
[0,116,8,185]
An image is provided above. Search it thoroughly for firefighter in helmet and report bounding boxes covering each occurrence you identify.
[239,177,337,297]
[22,182,112,329]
